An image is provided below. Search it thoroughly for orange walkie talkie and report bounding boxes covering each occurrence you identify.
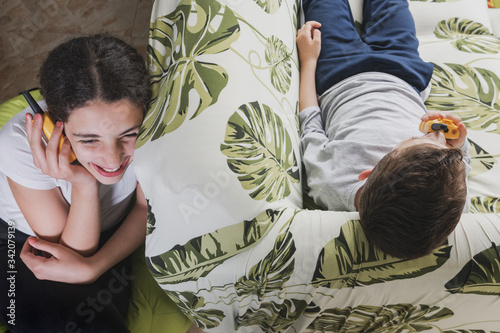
[419,118,460,140]
[22,90,77,163]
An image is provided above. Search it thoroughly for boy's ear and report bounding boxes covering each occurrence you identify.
[358,169,373,181]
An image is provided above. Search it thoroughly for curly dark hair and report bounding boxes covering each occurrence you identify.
[358,144,467,260]
[39,34,151,123]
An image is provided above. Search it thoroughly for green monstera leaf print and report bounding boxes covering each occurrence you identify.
[311,220,451,289]
[445,242,500,295]
[434,18,500,54]
[265,35,293,94]
[221,101,300,202]
[146,199,156,236]
[468,139,497,178]
[470,196,500,214]
[426,63,500,134]
[167,291,225,329]
[307,304,453,332]
[137,0,240,147]
[146,209,285,284]
[235,224,295,300]
[234,216,302,331]
[254,0,283,14]
[236,298,308,331]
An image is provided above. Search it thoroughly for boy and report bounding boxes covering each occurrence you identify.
[297,0,471,259]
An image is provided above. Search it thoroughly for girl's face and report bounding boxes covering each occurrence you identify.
[63,99,144,185]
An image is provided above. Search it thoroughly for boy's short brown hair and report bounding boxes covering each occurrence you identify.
[358,144,467,260]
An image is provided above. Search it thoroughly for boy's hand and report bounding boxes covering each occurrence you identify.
[421,111,467,149]
[297,21,322,66]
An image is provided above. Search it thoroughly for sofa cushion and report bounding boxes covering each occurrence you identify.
[134,0,302,249]
[0,89,42,129]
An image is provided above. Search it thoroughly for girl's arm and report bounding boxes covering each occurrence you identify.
[297,21,322,112]
[89,182,147,279]
[20,183,148,284]
[18,113,102,256]
[8,178,101,256]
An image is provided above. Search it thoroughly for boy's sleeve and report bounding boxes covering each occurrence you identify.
[299,106,330,157]
[299,106,333,210]
[299,106,327,141]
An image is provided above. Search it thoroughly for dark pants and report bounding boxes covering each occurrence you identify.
[303,0,434,95]
[0,219,131,333]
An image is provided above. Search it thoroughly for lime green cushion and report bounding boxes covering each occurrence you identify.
[0,90,43,129]
[0,91,40,333]
[0,93,191,333]
[126,245,192,333]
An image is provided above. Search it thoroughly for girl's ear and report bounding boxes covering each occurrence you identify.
[358,169,373,181]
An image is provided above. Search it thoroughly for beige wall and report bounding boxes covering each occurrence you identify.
[0,0,153,104]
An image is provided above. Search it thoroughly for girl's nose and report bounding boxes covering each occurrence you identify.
[102,143,124,166]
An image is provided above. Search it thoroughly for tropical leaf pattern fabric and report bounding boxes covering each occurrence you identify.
[311,220,452,289]
[131,0,500,331]
[221,101,300,202]
[137,0,240,148]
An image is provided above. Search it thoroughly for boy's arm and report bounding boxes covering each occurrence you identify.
[297,21,322,112]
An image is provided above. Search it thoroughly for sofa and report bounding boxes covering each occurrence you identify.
[1,0,499,332]
[132,0,500,331]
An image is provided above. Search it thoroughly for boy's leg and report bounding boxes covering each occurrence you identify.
[361,0,434,91]
[303,0,371,95]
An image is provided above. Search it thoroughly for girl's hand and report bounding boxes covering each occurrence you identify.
[20,237,98,284]
[297,21,322,66]
[421,111,468,149]
[25,113,95,186]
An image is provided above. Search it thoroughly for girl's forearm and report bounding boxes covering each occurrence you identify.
[59,182,101,256]
[90,186,147,279]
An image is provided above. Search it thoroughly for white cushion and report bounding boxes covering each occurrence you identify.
[410,0,493,39]
[489,8,500,37]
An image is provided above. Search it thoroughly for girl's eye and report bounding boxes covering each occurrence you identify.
[80,139,97,145]
[122,133,138,139]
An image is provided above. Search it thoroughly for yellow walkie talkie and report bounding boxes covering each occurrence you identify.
[22,90,77,163]
[419,118,460,140]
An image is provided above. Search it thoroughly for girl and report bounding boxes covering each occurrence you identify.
[0,34,151,332]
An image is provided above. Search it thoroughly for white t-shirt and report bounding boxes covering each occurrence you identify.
[0,103,137,236]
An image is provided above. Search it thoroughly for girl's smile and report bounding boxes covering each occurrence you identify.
[91,158,130,177]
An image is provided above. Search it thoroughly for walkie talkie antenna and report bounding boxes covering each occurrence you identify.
[21,90,44,115]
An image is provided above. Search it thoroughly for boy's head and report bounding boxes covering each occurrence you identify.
[358,140,467,260]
